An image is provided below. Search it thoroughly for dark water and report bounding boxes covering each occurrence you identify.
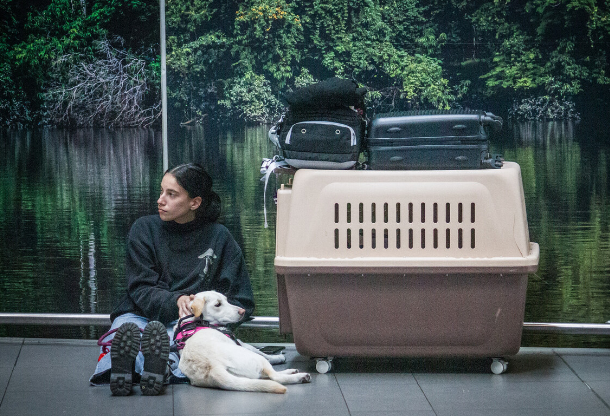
[494,121,610,347]
[1,121,609,346]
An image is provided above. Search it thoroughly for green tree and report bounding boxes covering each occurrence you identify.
[467,0,610,98]
[2,0,609,126]
[297,0,455,111]
[165,0,237,121]
[2,0,159,126]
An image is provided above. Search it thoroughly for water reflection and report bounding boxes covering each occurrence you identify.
[0,128,163,338]
[1,121,609,346]
[498,120,610,347]
[510,120,576,147]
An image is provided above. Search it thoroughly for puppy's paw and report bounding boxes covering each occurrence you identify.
[300,373,312,383]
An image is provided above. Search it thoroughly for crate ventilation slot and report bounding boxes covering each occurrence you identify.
[334,202,476,250]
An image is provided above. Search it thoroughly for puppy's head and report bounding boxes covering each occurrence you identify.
[189,291,245,325]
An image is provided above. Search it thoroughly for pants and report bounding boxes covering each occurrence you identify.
[89,313,188,385]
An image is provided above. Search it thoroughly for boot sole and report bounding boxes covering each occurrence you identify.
[109,322,140,396]
[140,321,170,396]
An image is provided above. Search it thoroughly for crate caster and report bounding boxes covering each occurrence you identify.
[491,358,508,374]
[315,358,333,374]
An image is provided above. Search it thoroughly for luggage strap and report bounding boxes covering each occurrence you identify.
[97,326,144,355]
[260,156,289,228]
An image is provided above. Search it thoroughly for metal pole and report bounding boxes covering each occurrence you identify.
[1,313,609,335]
[522,322,610,335]
[160,0,168,172]
[0,313,279,329]
[0,313,111,326]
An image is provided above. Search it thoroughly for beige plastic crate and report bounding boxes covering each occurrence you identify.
[276,162,537,268]
[275,162,539,362]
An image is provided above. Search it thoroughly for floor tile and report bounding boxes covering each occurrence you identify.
[335,372,417,385]
[554,348,610,356]
[0,367,13,394]
[172,374,349,415]
[559,354,610,381]
[435,408,609,416]
[15,343,98,370]
[421,380,610,414]
[2,340,610,416]
[6,365,93,392]
[589,381,610,405]
[340,382,433,412]
[0,386,174,416]
[0,342,21,368]
[414,350,579,384]
[195,411,349,416]
[350,412,436,416]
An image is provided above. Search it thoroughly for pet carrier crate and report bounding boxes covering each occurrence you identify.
[274,162,539,374]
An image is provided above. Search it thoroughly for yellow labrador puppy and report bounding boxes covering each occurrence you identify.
[177,291,311,393]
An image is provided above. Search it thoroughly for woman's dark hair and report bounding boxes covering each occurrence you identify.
[166,163,221,222]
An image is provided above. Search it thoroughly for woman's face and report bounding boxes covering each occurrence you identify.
[157,173,202,223]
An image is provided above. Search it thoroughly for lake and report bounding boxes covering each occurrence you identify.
[0,119,609,347]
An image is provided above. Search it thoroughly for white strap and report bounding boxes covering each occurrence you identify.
[261,158,289,228]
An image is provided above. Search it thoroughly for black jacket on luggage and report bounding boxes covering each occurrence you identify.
[274,77,367,169]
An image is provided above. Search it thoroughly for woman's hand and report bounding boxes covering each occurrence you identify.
[177,294,196,318]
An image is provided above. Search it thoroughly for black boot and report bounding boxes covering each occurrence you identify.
[140,321,170,396]
[109,322,140,396]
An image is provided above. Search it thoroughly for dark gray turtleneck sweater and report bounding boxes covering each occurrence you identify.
[111,215,254,325]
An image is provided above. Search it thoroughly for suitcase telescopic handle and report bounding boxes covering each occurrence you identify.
[481,113,503,132]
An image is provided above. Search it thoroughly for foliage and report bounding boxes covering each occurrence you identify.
[218,71,282,123]
[233,0,303,85]
[163,0,457,121]
[42,39,161,127]
[1,0,160,127]
[1,0,609,126]
[0,2,32,127]
[465,0,610,99]
[295,0,453,111]
[163,0,609,121]
[0,0,36,126]
[508,96,581,121]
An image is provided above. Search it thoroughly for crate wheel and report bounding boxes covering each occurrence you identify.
[491,358,508,374]
[315,358,333,374]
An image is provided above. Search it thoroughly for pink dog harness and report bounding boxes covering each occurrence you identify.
[173,314,238,351]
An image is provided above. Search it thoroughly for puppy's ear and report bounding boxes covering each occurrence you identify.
[191,297,205,318]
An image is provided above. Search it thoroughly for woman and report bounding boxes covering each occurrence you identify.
[90,163,255,396]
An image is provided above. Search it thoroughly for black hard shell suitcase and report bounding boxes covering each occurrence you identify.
[278,107,365,169]
[367,110,503,170]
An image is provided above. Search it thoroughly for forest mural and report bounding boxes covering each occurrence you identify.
[0,0,608,127]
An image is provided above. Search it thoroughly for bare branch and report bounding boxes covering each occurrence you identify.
[43,39,160,127]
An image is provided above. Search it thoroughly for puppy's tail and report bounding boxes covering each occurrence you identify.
[209,367,287,394]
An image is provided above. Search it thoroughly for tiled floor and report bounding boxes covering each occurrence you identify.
[1,338,609,416]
